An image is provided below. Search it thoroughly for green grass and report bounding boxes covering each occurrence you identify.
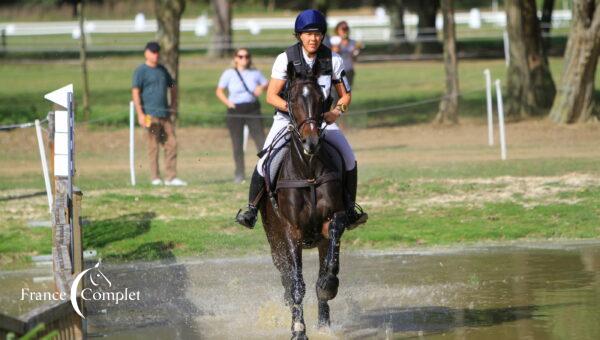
[0,56,578,127]
[2,158,600,269]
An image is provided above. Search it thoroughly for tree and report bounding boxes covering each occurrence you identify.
[208,0,232,58]
[313,0,329,16]
[541,0,555,52]
[541,0,555,33]
[154,0,186,83]
[504,0,556,119]
[383,0,407,45]
[77,0,90,121]
[549,0,600,123]
[434,0,459,124]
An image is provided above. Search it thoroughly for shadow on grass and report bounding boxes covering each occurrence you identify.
[105,241,176,262]
[0,191,46,202]
[84,212,156,249]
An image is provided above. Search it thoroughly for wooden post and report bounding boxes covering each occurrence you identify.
[52,179,73,295]
[72,188,83,276]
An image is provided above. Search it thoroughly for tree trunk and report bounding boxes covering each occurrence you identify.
[541,0,555,52]
[155,0,185,83]
[77,1,90,121]
[541,0,555,33]
[313,0,329,17]
[435,0,459,124]
[549,0,600,123]
[208,0,232,58]
[414,0,441,55]
[387,0,406,45]
[505,0,556,120]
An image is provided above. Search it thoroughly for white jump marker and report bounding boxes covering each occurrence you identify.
[483,69,494,146]
[494,79,507,160]
[243,124,249,153]
[129,101,136,186]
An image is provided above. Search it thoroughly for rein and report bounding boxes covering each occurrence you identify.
[267,81,339,212]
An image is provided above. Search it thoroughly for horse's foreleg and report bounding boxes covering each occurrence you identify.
[316,211,346,304]
[316,241,331,329]
[279,228,307,340]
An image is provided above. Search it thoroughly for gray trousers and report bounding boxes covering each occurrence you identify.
[226,102,266,179]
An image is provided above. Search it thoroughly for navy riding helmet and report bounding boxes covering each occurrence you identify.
[294,9,327,34]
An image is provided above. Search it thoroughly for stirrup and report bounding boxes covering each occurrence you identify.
[235,205,258,229]
[346,203,368,230]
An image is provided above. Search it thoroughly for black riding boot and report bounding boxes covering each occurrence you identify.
[345,162,368,230]
[235,167,264,229]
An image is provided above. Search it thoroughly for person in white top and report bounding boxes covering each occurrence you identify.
[235,9,368,230]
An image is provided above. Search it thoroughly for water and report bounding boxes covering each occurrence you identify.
[2,241,600,339]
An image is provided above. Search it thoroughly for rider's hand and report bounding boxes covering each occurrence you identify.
[323,109,341,124]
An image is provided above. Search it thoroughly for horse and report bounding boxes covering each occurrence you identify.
[259,75,348,340]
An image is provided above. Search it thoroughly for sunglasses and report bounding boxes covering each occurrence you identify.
[236,54,250,59]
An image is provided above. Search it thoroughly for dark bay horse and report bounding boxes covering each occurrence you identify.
[259,76,348,340]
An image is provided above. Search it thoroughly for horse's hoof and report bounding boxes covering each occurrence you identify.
[317,319,331,330]
[291,331,308,340]
[316,274,339,300]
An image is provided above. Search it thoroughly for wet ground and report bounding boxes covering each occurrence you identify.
[2,240,600,339]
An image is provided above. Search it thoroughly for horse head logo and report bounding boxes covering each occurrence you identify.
[70,258,110,318]
[89,259,111,288]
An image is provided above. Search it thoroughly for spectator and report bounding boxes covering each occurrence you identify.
[330,21,362,113]
[132,41,187,186]
[216,48,268,183]
[330,21,362,88]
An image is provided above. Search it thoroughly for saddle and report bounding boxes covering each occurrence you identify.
[260,130,345,209]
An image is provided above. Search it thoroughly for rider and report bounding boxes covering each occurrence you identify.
[235,9,368,230]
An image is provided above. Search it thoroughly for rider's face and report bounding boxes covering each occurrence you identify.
[299,32,323,54]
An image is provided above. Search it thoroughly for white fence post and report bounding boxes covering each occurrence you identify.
[243,124,249,153]
[494,79,507,160]
[35,119,53,212]
[129,101,136,186]
[484,69,494,146]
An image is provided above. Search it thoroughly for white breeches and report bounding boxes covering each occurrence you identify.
[256,113,356,176]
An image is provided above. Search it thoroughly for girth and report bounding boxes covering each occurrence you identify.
[276,172,340,210]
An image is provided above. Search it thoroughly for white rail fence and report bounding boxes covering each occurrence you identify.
[1,9,572,40]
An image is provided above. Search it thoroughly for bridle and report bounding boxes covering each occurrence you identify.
[285,79,325,141]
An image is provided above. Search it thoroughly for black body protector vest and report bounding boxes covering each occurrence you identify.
[279,43,349,115]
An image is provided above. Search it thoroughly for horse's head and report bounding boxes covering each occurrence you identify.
[287,76,325,156]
